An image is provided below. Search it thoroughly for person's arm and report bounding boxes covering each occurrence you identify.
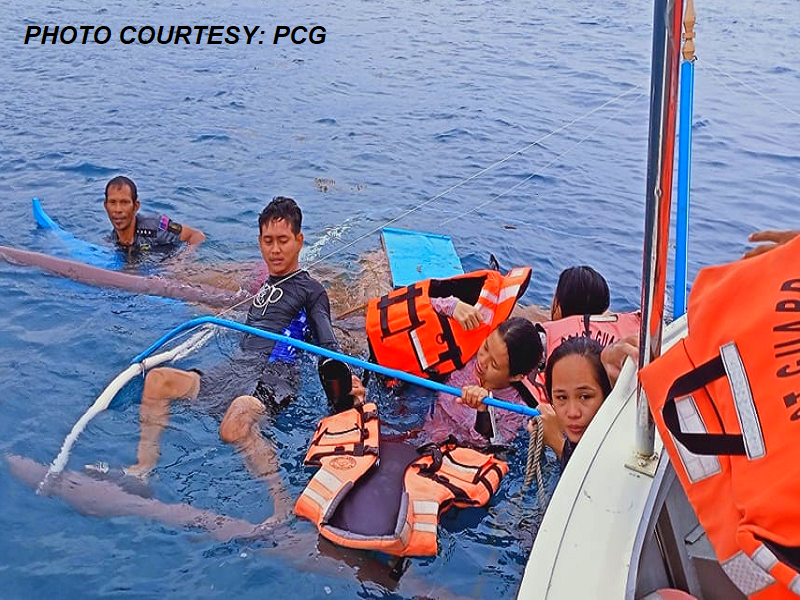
[179,223,206,246]
[307,287,341,351]
[601,334,639,388]
[457,384,495,440]
[743,229,799,259]
[431,296,484,330]
[534,404,565,459]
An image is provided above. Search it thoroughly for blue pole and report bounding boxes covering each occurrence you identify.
[674,58,695,318]
[133,316,540,418]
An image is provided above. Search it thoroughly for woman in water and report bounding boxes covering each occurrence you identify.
[537,336,612,468]
[426,316,543,448]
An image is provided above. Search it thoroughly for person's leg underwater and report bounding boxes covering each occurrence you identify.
[127,367,201,477]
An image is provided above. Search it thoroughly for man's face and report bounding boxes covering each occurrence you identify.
[104,184,139,233]
[259,218,303,276]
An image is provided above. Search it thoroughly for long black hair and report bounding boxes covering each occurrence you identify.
[553,265,610,318]
[544,336,612,401]
[495,317,543,377]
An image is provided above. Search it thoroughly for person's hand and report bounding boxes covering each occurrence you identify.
[743,230,799,259]
[350,375,366,406]
[601,335,639,387]
[533,404,565,458]
[452,300,484,330]
[457,384,489,412]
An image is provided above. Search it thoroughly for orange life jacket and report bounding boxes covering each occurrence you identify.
[639,234,800,599]
[294,403,508,557]
[366,267,532,379]
[537,311,641,361]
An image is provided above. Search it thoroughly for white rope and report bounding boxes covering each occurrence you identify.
[439,90,647,226]
[704,60,800,120]
[296,83,647,275]
[38,325,215,490]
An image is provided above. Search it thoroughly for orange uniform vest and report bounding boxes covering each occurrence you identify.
[538,311,641,361]
[366,267,532,379]
[295,403,508,557]
[639,234,800,599]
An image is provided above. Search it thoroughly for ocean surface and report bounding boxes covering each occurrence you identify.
[1,0,798,598]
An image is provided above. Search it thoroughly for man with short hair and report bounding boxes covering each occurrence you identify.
[104,175,206,254]
[117,197,346,515]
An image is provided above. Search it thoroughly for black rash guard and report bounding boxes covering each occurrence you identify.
[241,270,340,356]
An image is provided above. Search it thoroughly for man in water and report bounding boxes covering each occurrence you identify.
[104,175,206,254]
[119,197,348,515]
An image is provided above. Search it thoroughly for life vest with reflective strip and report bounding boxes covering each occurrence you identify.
[366,267,532,379]
[537,311,641,361]
[295,403,509,557]
[639,234,800,599]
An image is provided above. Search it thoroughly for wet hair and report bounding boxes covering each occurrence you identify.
[544,336,612,401]
[105,176,138,202]
[553,265,610,318]
[258,196,302,234]
[495,317,543,377]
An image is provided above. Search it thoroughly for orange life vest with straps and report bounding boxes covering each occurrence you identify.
[639,234,800,599]
[295,403,509,557]
[537,311,641,361]
[366,267,532,379]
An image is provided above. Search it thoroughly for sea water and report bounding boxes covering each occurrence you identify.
[0,0,798,598]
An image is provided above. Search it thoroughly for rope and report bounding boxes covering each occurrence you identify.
[704,60,800,120]
[439,89,647,227]
[523,416,547,508]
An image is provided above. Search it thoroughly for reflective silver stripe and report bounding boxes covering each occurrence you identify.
[751,544,779,572]
[672,394,722,482]
[441,454,478,480]
[509,268,526,278]
[398,521,411,547]
[413,500,439,516]
[488,403,499,445]
[790,574,800,595]
[479,289,499,304]
[315,468,343,495]
[721,551,775,596]
[720,342,766,460]
[478,305,494,325]
[319,428,357,442]
[498,284,521,304]
[410,330,429,370]
[413,522,438,533]
[301,487,330,515]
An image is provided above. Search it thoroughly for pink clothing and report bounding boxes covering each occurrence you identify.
[422,356,529,448]
[429,295,458,317]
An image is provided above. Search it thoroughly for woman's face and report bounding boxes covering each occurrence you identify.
[550,354,605,443]
[475,330,519,390]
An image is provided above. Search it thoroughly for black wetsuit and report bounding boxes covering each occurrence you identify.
[109,214,184,254]
[203,270,340,415]
[241,270,339,355]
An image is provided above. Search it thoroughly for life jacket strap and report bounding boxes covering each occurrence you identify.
[662,354,747,456]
